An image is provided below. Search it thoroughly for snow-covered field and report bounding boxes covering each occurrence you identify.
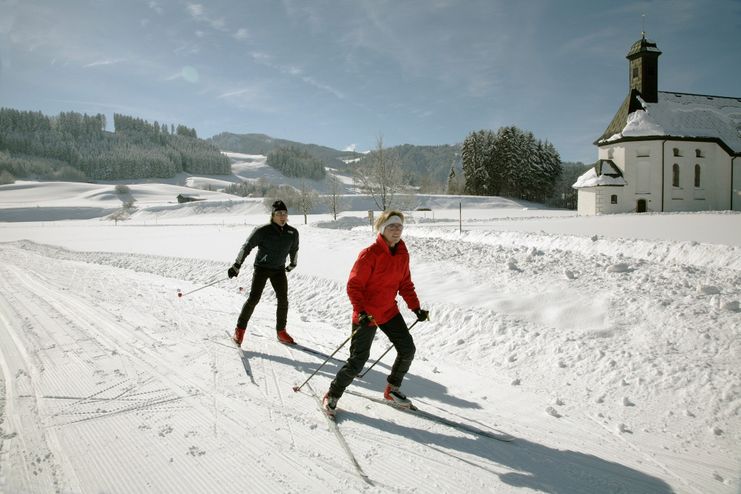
[0,175,739,493]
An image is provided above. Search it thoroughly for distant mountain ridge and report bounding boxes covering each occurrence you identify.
[208,132,462,189]
[208,132,362,169]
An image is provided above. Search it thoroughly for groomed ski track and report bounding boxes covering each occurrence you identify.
[0,240,682,493]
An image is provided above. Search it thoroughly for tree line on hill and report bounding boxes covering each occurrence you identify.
[213,130,581,208]
[209,132,463,192]
[0,108,589,210]
[208,132,360,170]
[266,146,326,180]
[0,108,229,183]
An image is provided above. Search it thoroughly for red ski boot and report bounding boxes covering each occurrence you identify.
[232,327,246,346]
[277,329,295,345]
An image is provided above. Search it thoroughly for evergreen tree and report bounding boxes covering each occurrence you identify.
[461,125,562,203]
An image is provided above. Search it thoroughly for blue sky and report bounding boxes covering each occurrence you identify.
[1,0,739,163]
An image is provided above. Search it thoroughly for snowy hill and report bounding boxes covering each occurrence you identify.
[0,180,739,493]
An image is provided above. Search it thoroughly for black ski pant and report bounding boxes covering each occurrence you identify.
[329,312,415,398]
[236,266,288,332]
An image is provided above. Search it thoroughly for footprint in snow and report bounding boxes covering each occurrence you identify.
[618,423,633,434]
[607,263,633,273]
[697,284,720,295]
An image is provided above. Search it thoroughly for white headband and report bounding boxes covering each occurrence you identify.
[379,215,403,233]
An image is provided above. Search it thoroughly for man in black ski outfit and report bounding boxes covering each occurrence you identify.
[229,200,299,346]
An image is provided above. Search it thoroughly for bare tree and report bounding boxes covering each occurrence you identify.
[297,179,318,224]
[324,174,346,220]
[353,136,404,211]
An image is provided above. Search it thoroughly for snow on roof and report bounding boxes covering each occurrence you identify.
[571,164,627,189]
[600,92,741,153]
[608,108,666,140]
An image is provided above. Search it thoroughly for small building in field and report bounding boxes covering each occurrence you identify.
[574,35,741,215]
[176,194,205,203]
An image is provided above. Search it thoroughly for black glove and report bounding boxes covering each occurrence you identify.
[358,311,374,326]
[285,263,297,272]
[227,265,239,279]
[413,308,429,322]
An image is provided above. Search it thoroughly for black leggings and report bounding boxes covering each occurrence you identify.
[236,266,288,332]
[329,312,416,398]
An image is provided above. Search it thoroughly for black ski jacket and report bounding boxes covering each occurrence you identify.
[233,222,299,271]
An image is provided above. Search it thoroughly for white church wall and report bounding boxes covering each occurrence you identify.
[577,189,597,215]
[663,141,731,212]
[622,141,663,213]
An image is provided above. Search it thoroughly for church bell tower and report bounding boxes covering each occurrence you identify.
[626,33,661,103]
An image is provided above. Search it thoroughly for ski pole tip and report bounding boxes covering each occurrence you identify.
[292,386,300,392]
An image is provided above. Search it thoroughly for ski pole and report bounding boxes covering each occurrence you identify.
[357,319,419,378]
[292,325,364,393]
[177,277,229,298]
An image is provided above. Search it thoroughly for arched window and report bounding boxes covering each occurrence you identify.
[694,164,701,187]
[611,195,618,204]
[673,147,682,157]
[672,164,680,187]
[695,149,704,158]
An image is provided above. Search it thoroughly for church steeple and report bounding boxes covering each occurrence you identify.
[626,33,661,103]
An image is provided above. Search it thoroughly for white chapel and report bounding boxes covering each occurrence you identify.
[574,35,741,215]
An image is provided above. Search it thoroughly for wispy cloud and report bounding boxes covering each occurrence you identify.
[217,84,275,112]
[233,28,249,40]
[248,51,345,100]
[186,3,227,31]
[165,66,200,83]
[83,58,126,68]
[219,87,257,98]
[148,1,163,15]
[49,98,153,116]
[557,28,621,57]
[187,3,204,17]
[300,75,345,100]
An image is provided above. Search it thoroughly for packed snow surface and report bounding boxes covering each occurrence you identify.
[0,179,739,494]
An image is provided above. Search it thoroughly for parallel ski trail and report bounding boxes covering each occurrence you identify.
[0,246,351,492]
[0,242,693,493]
[278,340,374,486]
[306,382,374,486]
[280,337,492,492]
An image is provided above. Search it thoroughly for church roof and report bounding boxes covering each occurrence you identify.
[572,159,627,189]
[596,91,741,154]
[626,36,662,58]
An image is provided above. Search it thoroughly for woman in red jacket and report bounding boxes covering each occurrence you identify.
[323,210,428,416]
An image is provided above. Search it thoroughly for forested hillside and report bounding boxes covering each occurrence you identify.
[0,108,230,182]
[211,131,460,190]
[0,112,580,209]
[209,132,360,170]
[354,143,460,190]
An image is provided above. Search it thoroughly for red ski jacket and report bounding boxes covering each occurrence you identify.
[346,234,420,326]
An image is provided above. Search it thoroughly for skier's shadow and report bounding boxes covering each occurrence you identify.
[339,410,675,494]
[247,344,481,409]
[246,337,673,492]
